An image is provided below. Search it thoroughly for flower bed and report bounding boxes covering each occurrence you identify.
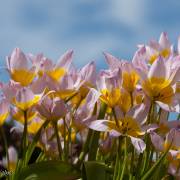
[0,32,180,180]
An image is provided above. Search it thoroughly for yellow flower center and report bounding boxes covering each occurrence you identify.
[46,68,66,81]
[122,71,139,92]
[118,90,131,114]
[149,54,158,64]
[160,48,170,58]
[100,88,121,107]
[149,48,170,64]
[108,117,144,137]
[13,96,40,111]
[142,77,173,104]
[11,69,36,86]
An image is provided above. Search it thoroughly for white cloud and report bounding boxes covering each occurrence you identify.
[0,0,129,68]
[109,0,147,27]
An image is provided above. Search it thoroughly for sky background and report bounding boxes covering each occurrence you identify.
[0,0,180,81]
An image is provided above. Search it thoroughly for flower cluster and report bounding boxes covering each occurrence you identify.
[0,32,180,179]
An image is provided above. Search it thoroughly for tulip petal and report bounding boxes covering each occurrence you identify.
[150,132,164,151]
[148,57,167,79]
[130,136,146,153]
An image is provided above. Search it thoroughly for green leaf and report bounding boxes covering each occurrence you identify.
[82,161,112,180]
[16,161,81,180]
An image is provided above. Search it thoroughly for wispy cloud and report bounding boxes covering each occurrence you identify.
[0,0,180,81]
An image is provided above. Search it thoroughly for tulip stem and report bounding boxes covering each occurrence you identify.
[177,113,180,121]
[113,145,119,180]
[130,91,133,107]
[119,136,127,180]
[53,121,63,160]
[21,110,28,166]
[0,126,9,171]
[130,146,135,178]
[112,108,120,128]
[63,118,68,162]
[88,102,107,161]
[76,129,93,168]
[113,138,122,180]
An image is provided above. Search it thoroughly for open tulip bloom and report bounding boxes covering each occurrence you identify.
[0,32,180,180]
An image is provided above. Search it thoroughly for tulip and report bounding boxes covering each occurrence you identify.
[97,68,122,108]
[88,104,149,153]
[1,146,17,171]
[146,32,172,64]
[6,48,36,86]
[104,52,139,93]
[36,95,68,121]
[45,50,73,82]
[13,87,40,111]
[74,88,100,130]
[137,57,180,112]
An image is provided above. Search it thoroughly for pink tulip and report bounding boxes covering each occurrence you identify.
[88,104,149,153]
[6,48,36,86]
[36,95,68,121]
[14,87,40,111]
[74,88,100,130]
[96,68,122,108]
[136,57,179,112]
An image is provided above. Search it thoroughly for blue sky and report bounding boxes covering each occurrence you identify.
[0,0,180,81]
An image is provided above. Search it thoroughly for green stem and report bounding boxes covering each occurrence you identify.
[119,136,127,180]
[130,146,135,178]
[135,153,143,179]
[76,129,93,167]
[88,102,107,161]
[21,110,28,166]
[88,131,100,161]
[0,126,9,171]
[157,108,162,124]
[130,91,133,107]
[63,118,68,162]
[141,141,172,180]
[113,137,123,180]
[140,102,154,175]
[113,143,119,180]
[53,121,63,160]
[35,151,45,163]
[65,92,78,103]
[177,113,180,121]
[112,108,120,128]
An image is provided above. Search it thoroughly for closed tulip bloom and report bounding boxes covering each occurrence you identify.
[97,68,122,108]
[36,95,68,121]
[2,146,18,171]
